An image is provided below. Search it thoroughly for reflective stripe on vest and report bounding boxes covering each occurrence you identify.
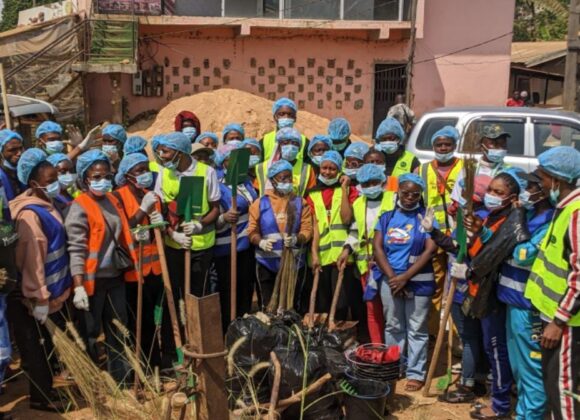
[352,192,395,275]
[420,159,463,231]
[255,195,304,272]
[74,192,139,295]
[256,160,311,197]
[525,200,580,326]
[114,185,162,280]
[22,205,72,300]
[385,151,416,192]
[263,131,308,163]
[159,162,216,251]
[310,188,348,266]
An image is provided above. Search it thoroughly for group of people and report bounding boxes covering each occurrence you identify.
[506,90,533,107]
[0,96,578,420]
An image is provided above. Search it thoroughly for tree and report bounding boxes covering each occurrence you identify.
[0,0,55,32]
[513,0,569,41]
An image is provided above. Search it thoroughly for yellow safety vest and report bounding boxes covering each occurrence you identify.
[419,159,463,232]
[525,199,580,326]
[256,160,312,197]
[310,188,349,266]
[352,192,395,275]
[262,130,308,163]
[149,161,159,173]
[158,162,216,251]
[386,150,417,191]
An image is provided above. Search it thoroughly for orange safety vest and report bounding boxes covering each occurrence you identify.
[114,186,162,280]
[75,192,139,295]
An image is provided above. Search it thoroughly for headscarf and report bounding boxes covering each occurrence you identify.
[174,110,201,135]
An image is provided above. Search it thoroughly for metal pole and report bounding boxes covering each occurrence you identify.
[563,0,579,111]
[405,0,419,108]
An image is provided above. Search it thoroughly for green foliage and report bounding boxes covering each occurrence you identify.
[514,0,569,41]
[0,0,56,32]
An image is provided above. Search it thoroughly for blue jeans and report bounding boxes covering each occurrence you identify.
[0,295,10,383]
[380,283,430,381]
[451,302,481,387]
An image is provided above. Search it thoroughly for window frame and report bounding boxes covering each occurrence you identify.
[531,117,580,156]
[459,116,529,157]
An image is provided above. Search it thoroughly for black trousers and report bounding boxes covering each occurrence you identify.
[255,263,307,312]
[7,294,69,405]
[215,248,256,333]
[542,323,580,419]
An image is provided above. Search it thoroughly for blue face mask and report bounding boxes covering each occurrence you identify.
[343,167,358,179]
[277,118,295,129]
[318,174,339,186]
[549,180,560,205]
[182,126,197,141]
[519,190,542,210]
[2,159,16,170]
[226,140,243,148]
[375,141,399,155]
[484,147,507,164]
[102,144,118,158]
[41,180,61,199]
[361,185,383,199]
[372,163,385,173]
[281,144,299,161]
[275,182,293,195]
[58,173,77,188]
[332,140,348,151]
[45,141,64,155]
[162,152,181,171]
[249,155,261,168]
[435,151,455,163]
[89,178,112,196]
[311,155,323,167]
[397,199,420,211]
[135,172,153,189]
[484,193,506,211]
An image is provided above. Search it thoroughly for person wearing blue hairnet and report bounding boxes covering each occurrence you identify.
[416,125,463,337]
[46,153,80,210]
[213,143,258,330]
[261,97,309,162]
[9,148,72,412]
[343,142,369,184]
[522,146,580,420]
[248,159,313,309]
[255,127,315,197]
[64,149,136,385]
[222,123,245,147]
[374,117,420,192]
[373,173,437,392]
[307,135,332,170]
[124,135,148,156]
[243,138,262,184]
[338,163,395,343]
[0,129,25,221]
[327,118,352,155]
[101,123,127,168]
[307,151,361,327]
[35,121,65,156]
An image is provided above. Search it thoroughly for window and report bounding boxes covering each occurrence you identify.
[462,119,526,156]
[533,119,580,155]
[414,117,459,151]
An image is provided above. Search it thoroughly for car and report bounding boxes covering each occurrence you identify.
[406,106,580,172]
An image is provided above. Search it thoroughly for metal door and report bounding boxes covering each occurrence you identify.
[373,63,406,137]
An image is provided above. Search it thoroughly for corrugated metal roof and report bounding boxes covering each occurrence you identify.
[511,41,566,67]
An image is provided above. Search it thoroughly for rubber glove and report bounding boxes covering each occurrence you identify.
[283,233,297,248]
[259,238,275,252]
[32,305,49,324]
[450,262,469,280]
[73,286,89,311]
[181,221,203,235]
[171,231,192,249]
[149,210,164,225]
[418,207,435,233]
[139,191,158,213]
[77,125,101,152]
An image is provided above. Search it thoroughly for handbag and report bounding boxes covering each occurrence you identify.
[102,215,133,272]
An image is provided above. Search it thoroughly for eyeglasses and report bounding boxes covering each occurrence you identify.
[399,190,421,199]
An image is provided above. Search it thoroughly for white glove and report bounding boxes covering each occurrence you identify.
[73,286,89,311]
[133,229,150,242]
[149,210,164,225]
[171,231,192,249]
[418,207,435,233]
[140,191,159,213]
[450,262,469,280]
[32,305,49,324]
[259,239,275,252]
[77,125,101,152]
[181,221,203,235]
[283,233,297,248]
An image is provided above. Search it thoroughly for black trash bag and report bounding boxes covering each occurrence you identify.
[306,324,357,351]
[322,347,348,380]
[226,362,271,410]
[225,315,279,365]
[278,310,302,326]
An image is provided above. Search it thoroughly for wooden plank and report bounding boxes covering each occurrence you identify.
[185,292,228,420]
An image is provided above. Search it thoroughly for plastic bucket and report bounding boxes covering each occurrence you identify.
[343,378,390,420]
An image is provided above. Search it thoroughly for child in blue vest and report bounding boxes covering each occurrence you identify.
[373,173,436,392]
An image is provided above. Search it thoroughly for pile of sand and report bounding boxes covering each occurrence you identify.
[128,88,365,142]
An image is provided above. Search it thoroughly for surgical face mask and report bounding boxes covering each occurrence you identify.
[318,174,339,186]
[45,140,64,155]
[375,141,399,155]
[484,193,506,211]
[343,167,358,179]
[332,140,348,151]
[135,172,154,189]
[435,151,454,163]
[311,155,323,167]
[372,163,385,173]
[2,159,16,170]
[281,144,299,161]
[163,153,181,171]
[182,126,197,141]
[89,178,112,196]
[40,181,61,199]
[484,147,507,164]
[102,144,118,158]
[58,173,77,188]
[397,199,419,211]
[361,185,383,199]
[549,180,560,205]
[226,140,243,148]
[249,155,261,168]
[275,182,293,195]
[519,190,542,210]
[277,118,295,129]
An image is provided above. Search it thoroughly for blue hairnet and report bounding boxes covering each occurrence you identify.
[272,97,297,115]
[196,132,219,146]
[116,153,150,186]
[124,136,147,155]
[76,149,110,180]
[320,150,343,169]
[243,138,262,152]
[328,118,351,141]
[46,153,71,167]
[356,163,386,184]
[276,127,301,144]
[431,125,459,146]
[499,167,527,194]
[222,123,245,141]
[538,145,580,183]
[102,124,127,144]
[153,132,191,155]
[398,173,425,191]
[35,121,62,139]
[0,129,23,152]
[307,135,332,154]
[268,159,293,179]
[215,143,241,166]
[17,148,47,185]
[345,142,370,160]
[375,117,404,142]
